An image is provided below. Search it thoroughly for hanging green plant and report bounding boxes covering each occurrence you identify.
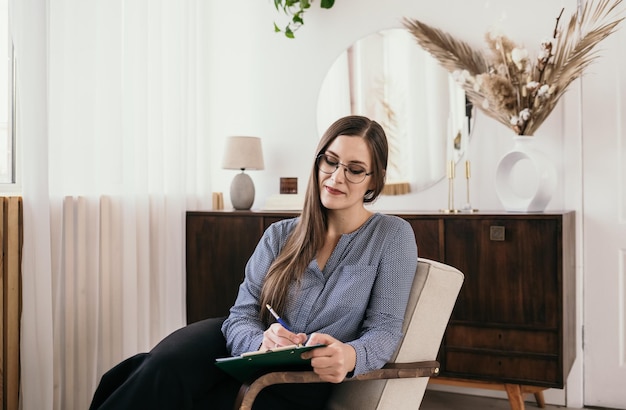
[273,0,336,38]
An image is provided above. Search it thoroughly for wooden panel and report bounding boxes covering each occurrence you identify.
[263,216,293,230]
[186,212,265,323]
[0,197,22,410]
[446,325,558,354]
[560,211,576,385]
[402,217,442,261]
[444,217,560,327]
[444,351,560,388]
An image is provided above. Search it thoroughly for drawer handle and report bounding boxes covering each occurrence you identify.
[490,226,505,241]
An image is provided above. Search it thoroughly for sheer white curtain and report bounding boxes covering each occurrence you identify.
[15,1,212,409]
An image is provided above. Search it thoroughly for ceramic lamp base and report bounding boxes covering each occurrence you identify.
[230,172,255,210]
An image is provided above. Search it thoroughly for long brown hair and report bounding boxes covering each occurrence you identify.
[259,115,389,323]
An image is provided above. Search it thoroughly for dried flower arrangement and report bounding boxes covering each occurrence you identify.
[403,0,624,135]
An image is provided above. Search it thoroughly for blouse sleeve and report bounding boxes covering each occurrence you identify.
[220,219,293,356]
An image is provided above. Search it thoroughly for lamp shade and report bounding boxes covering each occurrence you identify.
[222,136,264,170]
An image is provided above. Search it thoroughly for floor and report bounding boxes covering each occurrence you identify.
[421,390,580,409]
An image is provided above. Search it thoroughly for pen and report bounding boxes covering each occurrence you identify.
[266,304,293,332]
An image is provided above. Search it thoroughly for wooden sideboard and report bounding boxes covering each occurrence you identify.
[186,210,575,394]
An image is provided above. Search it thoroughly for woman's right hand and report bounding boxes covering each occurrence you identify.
[259,323,307,351]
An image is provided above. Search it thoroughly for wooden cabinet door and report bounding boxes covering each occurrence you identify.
[445,217,560,326]
[186,213,265,323]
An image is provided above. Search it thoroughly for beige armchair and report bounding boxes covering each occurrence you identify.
[234,258,465,410]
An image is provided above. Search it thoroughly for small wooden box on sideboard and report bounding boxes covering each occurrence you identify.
[186,210,575,392]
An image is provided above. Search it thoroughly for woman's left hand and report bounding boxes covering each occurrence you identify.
[301,333,356,383]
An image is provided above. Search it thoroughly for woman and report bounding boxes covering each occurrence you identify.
[90,115,418,409]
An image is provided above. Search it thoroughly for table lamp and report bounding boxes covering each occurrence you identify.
[222,136,264,210]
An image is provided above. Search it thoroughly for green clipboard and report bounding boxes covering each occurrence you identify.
[215,344,325,382]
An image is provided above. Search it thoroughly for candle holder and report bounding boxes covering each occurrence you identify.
[462,160,479,212]
[440,160,460,214]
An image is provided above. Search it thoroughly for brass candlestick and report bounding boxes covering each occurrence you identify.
[462,160,478,212]
[440,160,460,214]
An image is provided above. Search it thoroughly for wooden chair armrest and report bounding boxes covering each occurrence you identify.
[351,360,440,381]
[234,360,440,410]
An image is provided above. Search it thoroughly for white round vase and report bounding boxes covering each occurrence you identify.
[495,136,557,213]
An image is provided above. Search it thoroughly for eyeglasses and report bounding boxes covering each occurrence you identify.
[316,154,373,184]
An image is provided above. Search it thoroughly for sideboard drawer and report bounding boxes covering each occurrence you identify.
[446,325,558,355]
[444,351,560,387]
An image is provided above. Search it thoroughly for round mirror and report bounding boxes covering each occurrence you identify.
[317,28,473,193]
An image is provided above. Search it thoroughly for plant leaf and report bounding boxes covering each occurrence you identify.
[293,11,304,24]
[272,0,336,38]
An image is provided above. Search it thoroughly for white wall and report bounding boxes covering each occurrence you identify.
[202,0,578,214]
[200,0,585,406]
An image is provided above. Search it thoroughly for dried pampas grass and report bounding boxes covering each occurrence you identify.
[403,0,624,135]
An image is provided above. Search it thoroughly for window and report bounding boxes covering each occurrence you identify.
[0,0,15,185]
